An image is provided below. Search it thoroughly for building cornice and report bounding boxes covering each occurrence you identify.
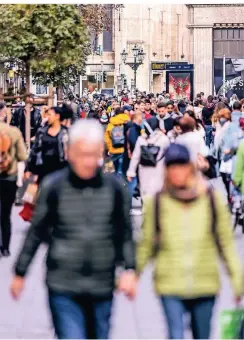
[186,4,244,7]
[187,24,213,29]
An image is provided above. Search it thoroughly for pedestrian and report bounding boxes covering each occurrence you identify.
[10,96,41,143]
[176,116,209,164]
[184,109,206,140]
[193,99,203,120]
[156,102,174,134]
[137,143,243,339]
[0,102,27,256]
[105,107,130,177]
[10,119,136,339]
[202,95,215,147]
[25,107,69,185]
[167,117,181,143]
[144,99,155,119]
[127,117,169,197]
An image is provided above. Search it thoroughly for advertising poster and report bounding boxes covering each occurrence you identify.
[214,58,244,98]
[166,72,193,101]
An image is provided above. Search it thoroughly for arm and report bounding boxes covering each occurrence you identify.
[215,192,244,297]
[104,125,113,154]
[112,177,135,269]
[15,129,28,162]
[128,128,139,153]
[14,177,53,277]
[127,138,142,178]
[136,197,155,274]
[233,142,244,188]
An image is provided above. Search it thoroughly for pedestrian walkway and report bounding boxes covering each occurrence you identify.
[0,207,243,339]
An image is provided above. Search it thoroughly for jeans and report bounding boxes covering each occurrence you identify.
[161,296,215,339]
[0,179,17,250]
[111,153,123,177]
[205,125,213,148]
[128,177,138,200]
[48,291,113,339]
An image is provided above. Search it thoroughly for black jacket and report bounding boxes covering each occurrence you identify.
[202,104,215,126]
[14,168,135,298]
[26,125,68,176]
[10,106,41,140]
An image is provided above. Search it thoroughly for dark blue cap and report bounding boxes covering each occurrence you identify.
[164,144,190,167]
[123,105,132,111]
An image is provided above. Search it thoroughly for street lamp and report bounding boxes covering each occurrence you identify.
[121,44,145,89]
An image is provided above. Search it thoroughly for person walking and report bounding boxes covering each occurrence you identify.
[156,102,174,134]
[10,119,136,339]
[127,117,169,198]
[105,107,130,177]
[25,107,69,185]
[0,102,27,256]
[202,95,215,147]
[137,143,243,339]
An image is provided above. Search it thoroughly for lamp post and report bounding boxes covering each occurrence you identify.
[121,44,145,89]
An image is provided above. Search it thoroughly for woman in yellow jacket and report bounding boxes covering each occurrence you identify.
[137,143,243,339]
[104,107,129,176]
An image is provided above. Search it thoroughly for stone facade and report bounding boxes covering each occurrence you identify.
[187,4,244,96]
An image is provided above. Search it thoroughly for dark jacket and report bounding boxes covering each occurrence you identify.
[202,104,215,126]
[10,106,41,140]
[14,168,135,298]
[26,125,68,175]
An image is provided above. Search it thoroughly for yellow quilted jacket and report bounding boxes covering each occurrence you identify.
[104,114,129,154]
[137,191,244,298]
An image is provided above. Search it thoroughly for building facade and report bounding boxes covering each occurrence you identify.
[187,4,244,98]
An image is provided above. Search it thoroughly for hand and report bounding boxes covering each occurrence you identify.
[127,176,132,183]
[24,171,32,180]
[10,276,25,300]
[117,270,137,300]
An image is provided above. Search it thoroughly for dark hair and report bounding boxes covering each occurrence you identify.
[68,94,75,101]
[157,102,167,109]
[114,107,124,115]
[233,101,242,111]
[200,92,204,96]
[178,100,186,108]
[145,99,151,104]
[0,102,6,111]
[207,95,214,103]
[61,103,74,121]
[194,99,201,107]
[173,117,181,127]
[145,117,159,136]
[166,101,174,107]
[179,116,196,133]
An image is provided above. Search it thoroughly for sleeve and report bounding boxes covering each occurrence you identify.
[112,177,135,269]
[26,129,41,173]
[10,109,19,127]
[14,177,53,277]
[15,129,28,162]
[136,197,155,275]
[128,128,138,153]
[126,138,142,178]
[215,191,244,296]
[233,142,244,188]
[104,124,113,154]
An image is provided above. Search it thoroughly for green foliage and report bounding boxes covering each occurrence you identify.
[0,4,88,88]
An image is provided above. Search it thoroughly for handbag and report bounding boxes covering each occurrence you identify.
[140,121,161,167]
[220,309,244,339]
[22,183,39,205]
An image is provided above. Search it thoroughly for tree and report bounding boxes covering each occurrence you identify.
[0,4,88,94]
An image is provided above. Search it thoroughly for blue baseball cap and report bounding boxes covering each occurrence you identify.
[164,144,190,167]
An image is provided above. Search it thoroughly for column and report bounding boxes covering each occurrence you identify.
[193,27,213,96]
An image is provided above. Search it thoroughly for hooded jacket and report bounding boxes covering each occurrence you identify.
[156,114,174,133]
[105,113,130,154]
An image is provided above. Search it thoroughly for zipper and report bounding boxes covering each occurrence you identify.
[183,202,194,295]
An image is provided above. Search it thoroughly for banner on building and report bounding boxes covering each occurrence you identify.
[166,71,193,101]
[214,58,244,98]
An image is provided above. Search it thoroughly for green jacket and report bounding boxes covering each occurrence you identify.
[137,191,243,298]
[234,141,244,194]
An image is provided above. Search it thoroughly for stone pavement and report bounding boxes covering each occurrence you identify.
[0,206,243,339]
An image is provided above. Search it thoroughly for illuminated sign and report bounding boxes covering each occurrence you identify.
[151,63,167,71]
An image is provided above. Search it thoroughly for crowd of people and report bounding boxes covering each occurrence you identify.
[0,88,244,339]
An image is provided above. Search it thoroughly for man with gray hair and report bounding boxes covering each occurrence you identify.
[10,119,136,339]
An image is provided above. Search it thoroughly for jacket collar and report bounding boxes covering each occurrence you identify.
[68,166,103,189]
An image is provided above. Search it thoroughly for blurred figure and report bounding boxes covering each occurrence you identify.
[167,117,181,143]
[137,143,243,339]
[0,102,27,256]
[11,119,136,339]
[202,95,215,147]
[156,102,174,134]
[127,117,169,197]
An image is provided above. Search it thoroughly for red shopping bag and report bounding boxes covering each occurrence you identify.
[19,202,34,222]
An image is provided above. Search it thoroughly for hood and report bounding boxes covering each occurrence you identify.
[231,111,242,124]
[110,113,129,126]
[143,130,165,144]
[157,113,171,121]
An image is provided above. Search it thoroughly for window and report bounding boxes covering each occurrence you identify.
[103,6,113,52]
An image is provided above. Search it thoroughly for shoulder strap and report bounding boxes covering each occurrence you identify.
[207,186,217,236]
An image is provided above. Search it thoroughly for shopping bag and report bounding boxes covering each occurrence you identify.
[19,202,34,222]
[22,183,38,205]
[220,309,244,339]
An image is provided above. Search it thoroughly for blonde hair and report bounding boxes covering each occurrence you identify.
[218,108,231,121]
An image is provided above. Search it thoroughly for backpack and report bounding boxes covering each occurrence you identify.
[154,187,219,254]
[0,130,12,172]
[111,125,125,148]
